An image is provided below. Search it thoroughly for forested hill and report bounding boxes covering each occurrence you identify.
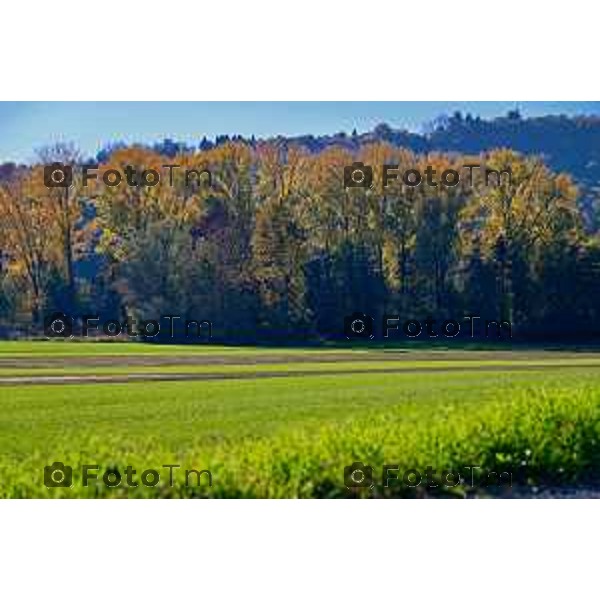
[2,110,600,342]
[282,111,600,195]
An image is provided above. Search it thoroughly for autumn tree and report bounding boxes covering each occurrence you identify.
[0,172,63,326]
[251,144,310,337]
[460,149,579,325]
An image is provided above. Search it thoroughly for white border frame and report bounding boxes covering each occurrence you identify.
[1,1,598,598]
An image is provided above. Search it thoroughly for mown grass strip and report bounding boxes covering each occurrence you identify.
[2,358,600,378]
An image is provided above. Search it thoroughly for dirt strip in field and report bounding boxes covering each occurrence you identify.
[0,362,598,386]
[2,350,600,370]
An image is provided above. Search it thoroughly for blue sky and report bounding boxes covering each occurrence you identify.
[0,101,599,163]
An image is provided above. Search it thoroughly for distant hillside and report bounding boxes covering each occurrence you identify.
[282,111,600,195]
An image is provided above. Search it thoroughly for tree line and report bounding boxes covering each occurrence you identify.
[0,140,599,344]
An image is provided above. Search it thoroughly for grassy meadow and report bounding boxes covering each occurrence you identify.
[0,341,599,498]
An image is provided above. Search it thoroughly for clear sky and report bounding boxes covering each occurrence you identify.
[1,101,599,163]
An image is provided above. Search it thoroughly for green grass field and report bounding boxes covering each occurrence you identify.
[0,341,599,498]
